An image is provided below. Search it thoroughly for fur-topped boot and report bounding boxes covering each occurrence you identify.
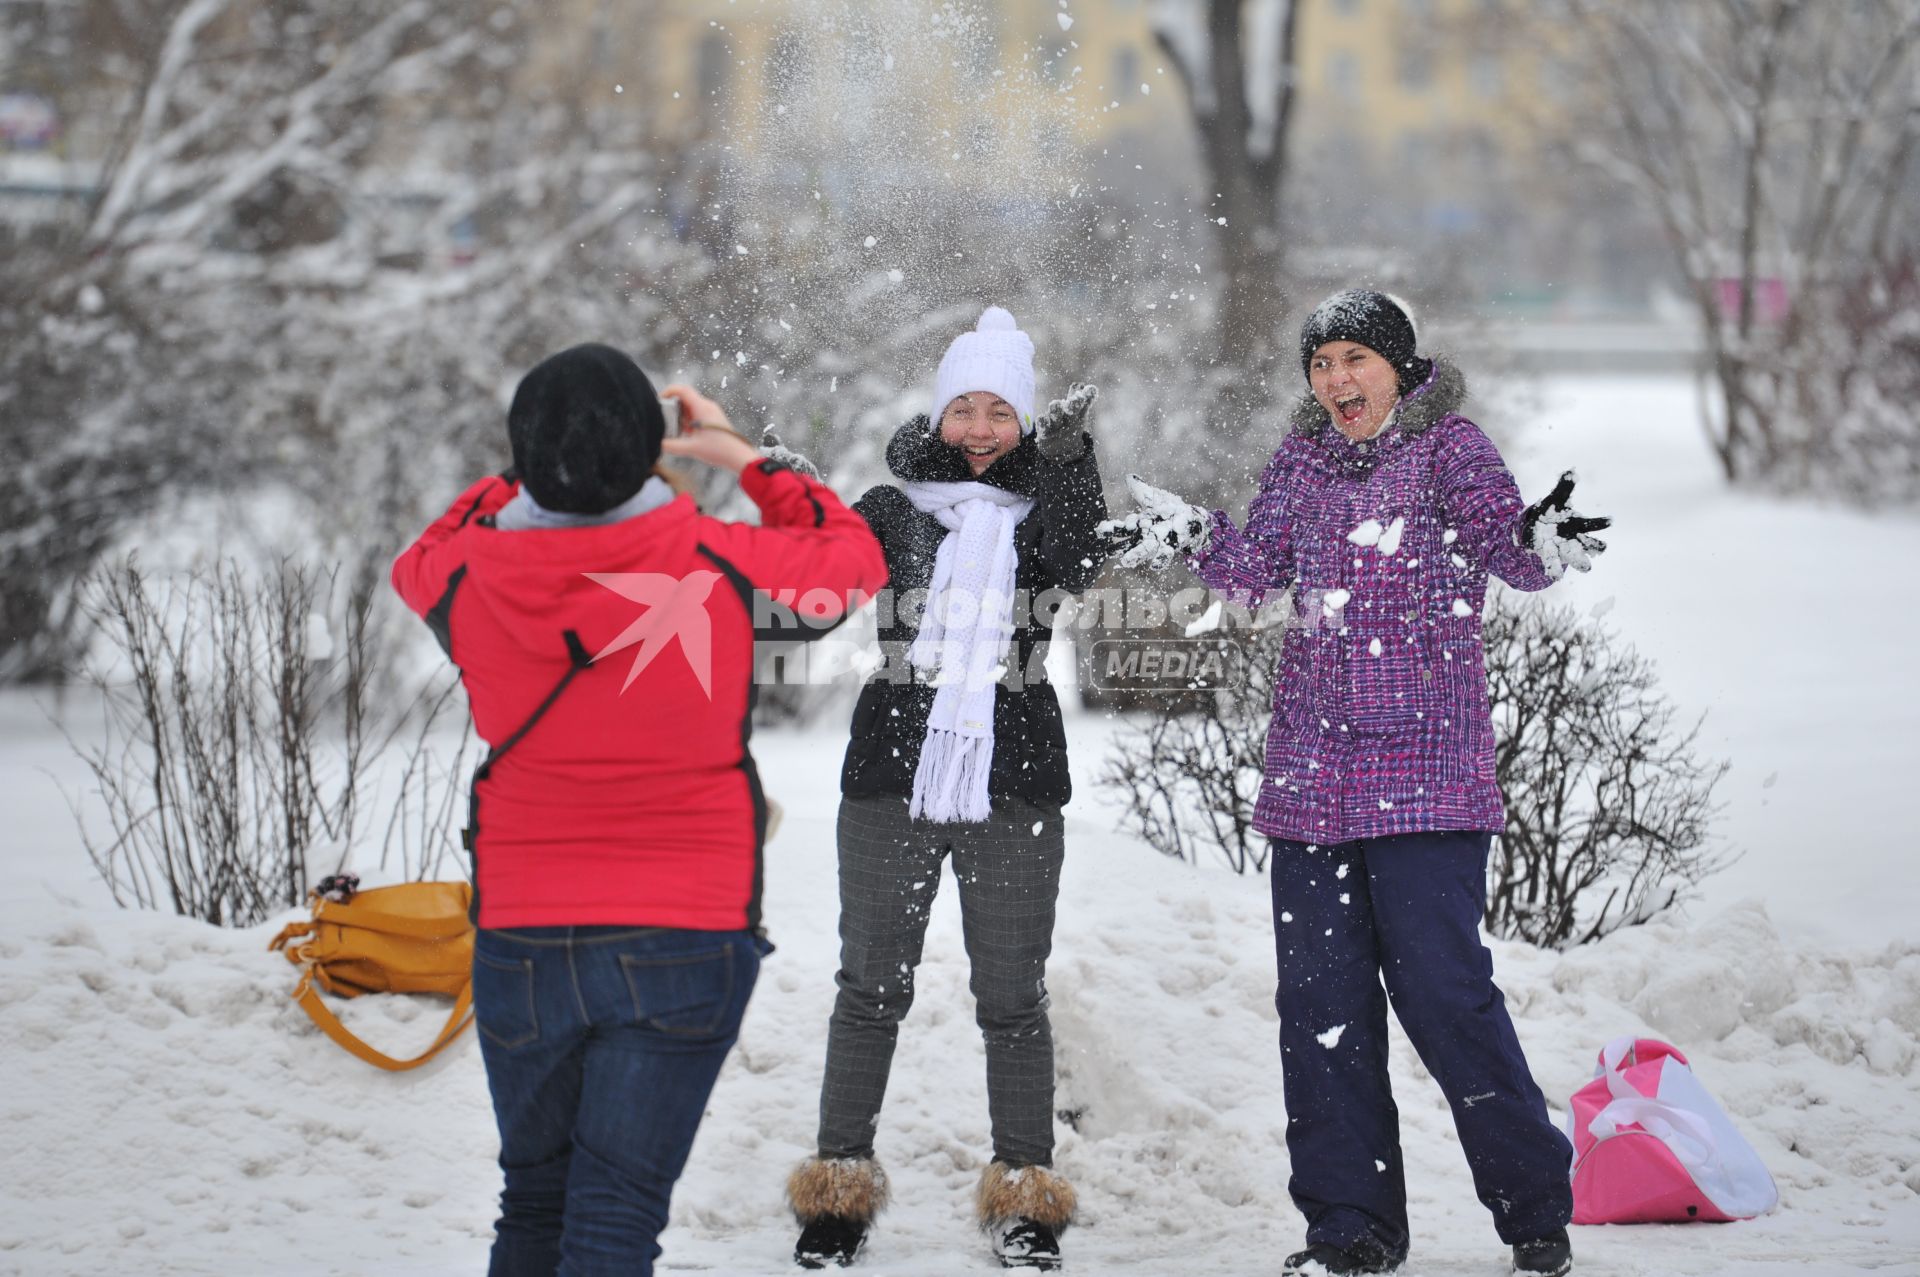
[976,1161,1077,1271]
[788,1156,889,1270]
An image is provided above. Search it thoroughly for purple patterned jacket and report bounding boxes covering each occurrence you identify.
[1189,361,1554,845]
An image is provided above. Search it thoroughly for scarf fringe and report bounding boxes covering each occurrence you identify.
[909,727,996,824]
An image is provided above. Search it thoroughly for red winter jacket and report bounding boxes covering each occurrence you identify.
[391,460,887,931]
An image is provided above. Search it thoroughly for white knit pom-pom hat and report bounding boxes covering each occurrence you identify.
[930,306,1037,433]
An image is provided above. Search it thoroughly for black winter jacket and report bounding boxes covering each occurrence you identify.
[840,418,1108,810]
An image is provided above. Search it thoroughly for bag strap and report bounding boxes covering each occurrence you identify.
[268,920,314,952]
[310,898,473,941]
[1601,1035,1638,1098]
[1588,1094,1718,1171]
[290,973,474,1073]
[463,631,593,922]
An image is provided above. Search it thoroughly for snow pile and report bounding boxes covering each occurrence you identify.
[1548,901,1919,1082]
[0,906,499,1271]
[1,721,1915,1274]
[1537,902,1920,1204]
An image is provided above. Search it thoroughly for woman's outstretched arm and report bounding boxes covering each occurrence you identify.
[1187,450,1297,606]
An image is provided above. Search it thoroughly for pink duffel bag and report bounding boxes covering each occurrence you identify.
[1567,1036,1779,1224]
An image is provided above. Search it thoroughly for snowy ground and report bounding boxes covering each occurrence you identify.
[1499,375,1920,952]
[1,374,1917,1274]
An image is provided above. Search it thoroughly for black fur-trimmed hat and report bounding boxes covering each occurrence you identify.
[1299,290,1434,396]
[507,343,666,515]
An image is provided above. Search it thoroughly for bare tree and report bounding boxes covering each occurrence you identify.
[2,1,1354,699]
[3,0,499,675]
[1554,0,1920,498]
[1150,0,1303,384]
[0,0,700,681]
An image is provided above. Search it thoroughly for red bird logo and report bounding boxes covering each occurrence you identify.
[584,571,724,697]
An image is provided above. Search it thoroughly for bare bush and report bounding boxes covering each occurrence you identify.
[65,557,471,926]
[1481,600,1733,948]
[1100,595,1731,948]
[1098,622,1283,876]
[372,680,477,887]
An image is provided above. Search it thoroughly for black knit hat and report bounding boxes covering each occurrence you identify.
[507,344,666,515]
[1299,290,1434,396]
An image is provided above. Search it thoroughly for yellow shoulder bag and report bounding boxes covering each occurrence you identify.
[269,876,475,1072]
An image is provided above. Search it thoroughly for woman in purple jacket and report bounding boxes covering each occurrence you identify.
[1101,291,1608,1277]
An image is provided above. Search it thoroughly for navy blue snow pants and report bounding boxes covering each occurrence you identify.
[1269,831,1573,1259]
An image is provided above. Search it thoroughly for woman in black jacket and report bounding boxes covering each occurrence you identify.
[784,307,1107,1271]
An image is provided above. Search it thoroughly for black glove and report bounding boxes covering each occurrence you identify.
[1522,471,1612,580]
[760,426,822,481]
[1033,382,1099,462]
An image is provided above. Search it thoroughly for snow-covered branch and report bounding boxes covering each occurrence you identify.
[87,0,233,244]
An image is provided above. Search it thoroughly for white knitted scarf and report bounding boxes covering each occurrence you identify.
[902,480,1034,823]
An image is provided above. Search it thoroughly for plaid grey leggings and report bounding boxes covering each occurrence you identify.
[815,794,1067,1168]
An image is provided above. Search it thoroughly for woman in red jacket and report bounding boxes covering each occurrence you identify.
[392,343,887,1277]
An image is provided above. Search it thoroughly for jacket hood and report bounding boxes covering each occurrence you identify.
[452,495,711,660]
[1288,357,1467,439]
[884,414,1044,497]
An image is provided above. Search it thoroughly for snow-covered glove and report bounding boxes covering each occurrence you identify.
[1522,470,1612,580]
[759,426,822,481]
[1095,474,1212,571]
[1033,382,1099,462]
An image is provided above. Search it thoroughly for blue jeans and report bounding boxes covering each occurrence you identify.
[1269,832,1573,1257]
[472,925,764,1277]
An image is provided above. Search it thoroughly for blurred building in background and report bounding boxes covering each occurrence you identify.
[0,0,1671,317]
[533,1,1550,193]
[522,0,1655,316]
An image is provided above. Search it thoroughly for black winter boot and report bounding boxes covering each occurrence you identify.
[794,1214,868,1269]
[787,1157,888,1269]
[1511,1228,1573,1276]
[1281,1236,1401,1275]
[990,1217,1062,1270]
[977,1163,1076,1270]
